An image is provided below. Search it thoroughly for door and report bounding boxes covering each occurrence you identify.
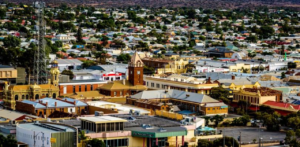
[63,86,67,94]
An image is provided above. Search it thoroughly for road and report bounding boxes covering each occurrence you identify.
[217,127,286,144]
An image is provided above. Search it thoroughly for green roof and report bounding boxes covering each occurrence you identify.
[130,127,187,138]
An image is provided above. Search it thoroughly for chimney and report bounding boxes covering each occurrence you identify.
[207,77,211,83]
[232,75,235,80]
[55,102,57,107]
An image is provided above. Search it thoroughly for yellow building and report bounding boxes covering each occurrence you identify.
[229,63,251,73]
[3,61,60,110]
[233,87,283,105]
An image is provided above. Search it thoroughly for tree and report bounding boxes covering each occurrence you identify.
[197,139,214,147]
[143,66,155,75]
[61,70,74,79]
[3,36,21,48]
[248,52,256,58]
[213,137,239,147]
[0,134,17,147]
[210,115,224,127]
[241,67,249,73]
[210,86,230,104]
[76,26,85,44]
[288,62,297,69]
[87,138,105,147]
[82,60,97,68]
[117,54,131,63]
[202,116,211,126]
[94,51,110,64]
[281,72,286,79]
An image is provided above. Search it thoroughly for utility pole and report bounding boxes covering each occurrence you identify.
[223,130,225,147]
[239,131,241,147]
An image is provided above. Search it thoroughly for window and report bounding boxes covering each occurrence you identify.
[151,83,154,87]
[114,92,116,96]
[147,82,149,86]
[15,95,18,100]
[79,86,81,92]
[91,85,94,91]
[156,84,160,88]
[73,86,76,93]
[85,85,87,91]
[120,91,123,96]
[137,71,140,75]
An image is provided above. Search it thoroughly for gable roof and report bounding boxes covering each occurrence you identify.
[131,89,219,104]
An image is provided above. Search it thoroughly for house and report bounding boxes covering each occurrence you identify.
[205,47,234,58]
[128,89,228,116]
[15,98,88,118]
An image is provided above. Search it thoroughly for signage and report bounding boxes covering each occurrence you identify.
[132,132,154,138]
[50,138,56,143]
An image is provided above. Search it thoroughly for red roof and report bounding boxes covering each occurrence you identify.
[52,20,60,22]
[263,100,300,110]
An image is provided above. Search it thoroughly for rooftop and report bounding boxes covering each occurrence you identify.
[17,122,75,133]
[79,116,128,123]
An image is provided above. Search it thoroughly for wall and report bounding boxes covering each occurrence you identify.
[0,68,17,79]
[59,84,100,95]
[202,106,228,115]
[260,96,276,105]
[88,105,118,114]
[16,125,52,147]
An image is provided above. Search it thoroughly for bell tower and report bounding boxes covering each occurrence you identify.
[128,52,144,86]
[50,60,60,87]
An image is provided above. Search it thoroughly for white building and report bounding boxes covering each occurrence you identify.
[16,122,77,147]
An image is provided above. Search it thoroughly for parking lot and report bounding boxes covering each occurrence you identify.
[217,127,286,144]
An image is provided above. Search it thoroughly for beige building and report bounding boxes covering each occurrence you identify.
[229,63,251,73]
[233,87,283,105]
[144,75,219,94]
[0,65,18,81]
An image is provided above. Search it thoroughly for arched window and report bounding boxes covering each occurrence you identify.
[46,94,49,97]
[15,95,19,101]
[22,95,25,99]
[53,93,57,99]
[35,94,39,100]
[26,95,29,100]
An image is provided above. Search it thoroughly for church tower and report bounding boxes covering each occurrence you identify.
[128,52,144,86]
[50,60,60,87]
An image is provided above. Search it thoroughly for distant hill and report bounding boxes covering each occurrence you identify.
[5,0,300,9]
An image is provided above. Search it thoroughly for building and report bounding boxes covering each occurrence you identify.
[3,61,60,110]
[144,75,219,95]
[56,59,82,71]
[204,47,234,58]
[229,63,251,73]
[59,80,106,95]
[15,98,88,118]
[233,87,283,107]
[80,114,212,147]
[263,100,300,116]
[142,57,189,74]
[128,89,228,116]
[0,64,18,84]
[16,121,78,147]
[99,52,147,97]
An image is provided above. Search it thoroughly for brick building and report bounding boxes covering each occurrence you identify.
[59,80,106,95]
[15,98,88,118]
